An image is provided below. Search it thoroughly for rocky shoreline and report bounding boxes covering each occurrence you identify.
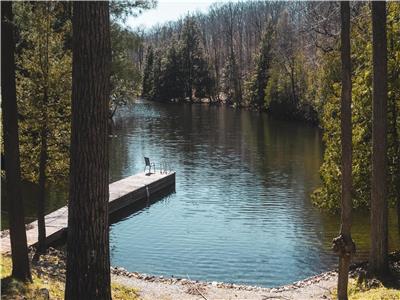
[110,265,337,294]
[11,247,398,299]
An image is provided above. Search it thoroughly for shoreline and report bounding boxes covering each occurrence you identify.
[2,247,399,299]
[111,264,338,299]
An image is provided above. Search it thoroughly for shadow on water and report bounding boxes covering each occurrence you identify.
[109,185,176,225]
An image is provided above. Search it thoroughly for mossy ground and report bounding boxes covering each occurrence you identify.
[332,279,400,300]
[350,280,399,300]
[1,254,140,300]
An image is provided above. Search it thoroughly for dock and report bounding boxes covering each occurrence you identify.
[0,172,175,253]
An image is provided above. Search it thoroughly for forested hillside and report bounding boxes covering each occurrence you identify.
[138,1,400,211]
[138,1,342,123]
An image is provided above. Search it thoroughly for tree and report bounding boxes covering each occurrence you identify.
[333,2,355,299]
[180,17,212,102]
[142,45,154,98]
[369,1,389,277]
[245,27,274,110]
[312,3,400,212]
[14,1,72,254]
[160,43,185,101]
[110,21,143,120]
[1,1,32,281]
[65,2,111,299]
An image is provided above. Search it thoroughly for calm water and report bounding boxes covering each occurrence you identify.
[2,99,398,287]
[107,99,399,287]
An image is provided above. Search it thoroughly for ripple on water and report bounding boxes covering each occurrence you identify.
[109,100,399,287]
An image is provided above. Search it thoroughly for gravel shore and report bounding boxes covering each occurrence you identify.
[110,265,338,299]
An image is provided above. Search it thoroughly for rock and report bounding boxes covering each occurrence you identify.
[211,281,218,287]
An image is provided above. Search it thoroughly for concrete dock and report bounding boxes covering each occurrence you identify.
[0,172,175,253]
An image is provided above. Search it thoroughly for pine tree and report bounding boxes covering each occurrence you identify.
[142,45,154,99]
[180,17,212,102]
[246,27,274,110]
[14,1,72,253]
[65,2,111,299]
[222,51,242,107]
[152,50,162,100]
[160,43,185,101]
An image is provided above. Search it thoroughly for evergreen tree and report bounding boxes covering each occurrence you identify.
[142,45,154,99]
[181,17,199,101]
[193,53,215,99]
[222,51,242,107]
[180,17,213,102]
[152,50,162,100]
[312,3,400,212]
[14,1,72,253]
[245,27,274,110]
[65,2,111,299]
[160,43,185,101]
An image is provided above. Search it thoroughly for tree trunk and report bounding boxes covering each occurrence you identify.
[1,1,32,282]
[65,2,111,299]
[37,4,50,254]
[37,103,48,254]
[333,2,355,299]
[369,1,389,277]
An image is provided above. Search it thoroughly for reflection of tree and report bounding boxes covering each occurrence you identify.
[319,208,400,262]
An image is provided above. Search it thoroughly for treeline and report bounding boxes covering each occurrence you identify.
[139,1,400,213]
[139,1,338,123]
[142,18,215,102]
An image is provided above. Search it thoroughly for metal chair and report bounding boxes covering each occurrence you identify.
[144,157,155,174]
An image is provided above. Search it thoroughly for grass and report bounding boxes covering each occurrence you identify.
[1,254,140,300]
[332,279,400,300]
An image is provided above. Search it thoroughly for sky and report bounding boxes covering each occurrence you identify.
[126,0,219,30]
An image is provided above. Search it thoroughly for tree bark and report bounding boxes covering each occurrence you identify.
[333,2,355,299]
[37,98,48,254]
[1,0,32,282]
[369,1,389,277]
[65,2,111,299]
[37,3,51,254]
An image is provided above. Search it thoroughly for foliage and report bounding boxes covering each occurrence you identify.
[222,50,242,106]
[142,45,154,98]
[312,3,400,210]
[110,0,156,22]
[143,17,214,102]
[244,27,274,110]
[14,2,72,183]
[110,22,143,118]
[159,43,185,100]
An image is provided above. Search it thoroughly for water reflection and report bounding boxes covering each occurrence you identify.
[108,99,399,287]
[2,99,398,287]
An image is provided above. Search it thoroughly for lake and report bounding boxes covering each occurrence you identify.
[108,99,399,287]
[2,99,399,287]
